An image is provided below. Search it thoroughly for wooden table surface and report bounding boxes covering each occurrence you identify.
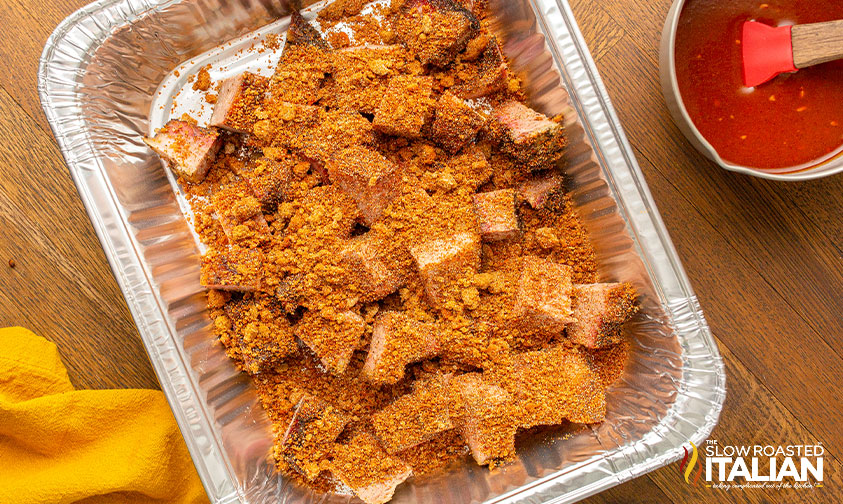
[1,0,840,502]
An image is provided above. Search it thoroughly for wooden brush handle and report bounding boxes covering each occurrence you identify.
[792,20,843,69]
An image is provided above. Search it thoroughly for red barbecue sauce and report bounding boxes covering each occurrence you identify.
[675,0,843,170]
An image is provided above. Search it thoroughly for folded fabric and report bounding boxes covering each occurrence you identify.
[0,327,209,504]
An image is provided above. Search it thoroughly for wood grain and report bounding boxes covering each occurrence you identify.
[0,0,840,502]
[792,20,843,69]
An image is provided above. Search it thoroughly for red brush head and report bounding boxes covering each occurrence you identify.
[742,21,798,87]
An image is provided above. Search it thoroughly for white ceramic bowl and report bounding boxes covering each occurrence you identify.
[659,0,843,180]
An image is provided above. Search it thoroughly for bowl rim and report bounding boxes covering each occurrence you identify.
[658,0,843,181]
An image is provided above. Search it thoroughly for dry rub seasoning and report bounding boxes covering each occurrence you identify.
[155,0,642,502]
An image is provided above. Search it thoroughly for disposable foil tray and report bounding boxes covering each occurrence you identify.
[38,0,726,502]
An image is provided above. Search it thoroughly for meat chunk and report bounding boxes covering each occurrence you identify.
[444,145,492,190]
[362,312,441,386]
[472,189,520,242]
[329,433,413,504]
[430,92,486,154]
[294,310,366,375]
[450,373,516,466]
[371,374,453,453]
[300,109,376,164]
[285,11,329,51]
[234,156,295,210]
[279,395,349,480]
[373,75,435,138]
[510,345,606,426]
[252,102,323,149]
[270,12,332,105]
[222,294,297,373]
[143,120,222,183]
[290,184,359,240]
[211,183,271,246]
[209,72,269,134]
[200,246,263,292]
[493,101,567,169]
[568,283,638,348]
[409,231,481,308]
[514,256,575,335]
[395,0,480,66]
[327,45,412,114]
[326,146,404,225]
[451,37,509,99]
[517,170,563,209]
[339,233,407,303]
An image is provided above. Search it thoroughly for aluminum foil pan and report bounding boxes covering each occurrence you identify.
[39,0,726,502]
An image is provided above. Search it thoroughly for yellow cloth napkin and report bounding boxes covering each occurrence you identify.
[0,327,209,504]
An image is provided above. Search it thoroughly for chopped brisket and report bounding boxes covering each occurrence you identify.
[294,309,366,375]
[395,0,480,66]
[472,189,520,242]
[371,374,453,453]
[279,395,349,480]
[514,256,575,335]
[326,146,404,225]
[568,283,638,348]
[493,101,567,169]
[373,75,435,138]
[430,92,486,153]
[209,72,269,134]
[362,311,440,386]
[409,231,481,308]
[143,120,222,183]
[200,245,263,292]
[329,433,413,504]
[517,170,563,209]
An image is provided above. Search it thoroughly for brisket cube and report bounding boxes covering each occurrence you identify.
[362,311,441,386]
[568,283,638,348]
[209,72,269,134]
[284,10,329,52]
[300,109,377,164]
[251,102,324,151]
[294,309,366,375]
[211,183,271,245]
[329,433,413,504]
[447,145,492,190]
[517,170,562,209]
[328,45,411,114]
[450,373,516,466]
[514,256,575,335]
[223,294,297,374]
[409,231,481,308]
[396,0,479,66]
[493,101,567,170]
[373,75,435,138]
[143,120,222,183]
[472,189,520,242]
[431,92,486,154]
[234,156,295,210]
[451,37,509,99]
[279,395,349,480]
[276,273,305,314]
[511,345,606,426]
[293,185,359,239]
[326,146,404,225]
[200,245,263,292]
[273,12,330,103]
[371,374,453,453]
[339,233,407,303]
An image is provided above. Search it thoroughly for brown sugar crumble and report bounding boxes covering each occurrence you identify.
[192,64,212,91]
[143,1,640,503]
